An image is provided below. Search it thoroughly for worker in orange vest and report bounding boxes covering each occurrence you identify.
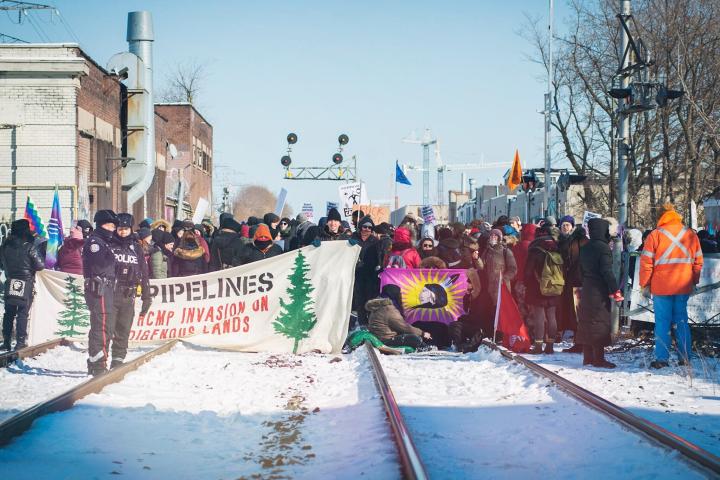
[639,203,702,369]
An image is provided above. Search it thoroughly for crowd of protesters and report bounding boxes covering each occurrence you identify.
[0,201,702,371]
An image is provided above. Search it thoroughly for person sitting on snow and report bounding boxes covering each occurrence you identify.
[366,284,432,350]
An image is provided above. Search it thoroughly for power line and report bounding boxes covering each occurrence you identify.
[24,10,50,42]
[0,31,28,42]
[54,9,79,43]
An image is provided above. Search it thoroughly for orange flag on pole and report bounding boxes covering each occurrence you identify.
[506,149,523,191]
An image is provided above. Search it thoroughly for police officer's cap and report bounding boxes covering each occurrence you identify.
[93,209,118,226]
[116,213,135,228]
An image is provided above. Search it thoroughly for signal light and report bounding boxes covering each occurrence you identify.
[338,134,349,146]
[281,155,292,167]
[332,153,343,164]
[287,133,298,145]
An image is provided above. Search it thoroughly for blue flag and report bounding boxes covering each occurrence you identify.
[395,161,412,186]
[45,188,64,269]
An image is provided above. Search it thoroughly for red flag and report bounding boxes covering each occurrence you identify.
[498,283,531,353]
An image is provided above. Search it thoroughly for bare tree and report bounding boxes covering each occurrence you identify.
[232,185,293,221]
[157,60,207,104]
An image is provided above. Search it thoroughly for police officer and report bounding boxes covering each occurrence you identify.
[110,213,151,369]
[83,210,118,376]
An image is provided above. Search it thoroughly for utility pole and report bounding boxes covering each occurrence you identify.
[543,0,554,216]
[617,0,631,229]
[402,129,436,206]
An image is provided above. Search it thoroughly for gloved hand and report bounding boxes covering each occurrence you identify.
[312,238,321,248]
[348,238,359,246]
[140,297,152,316]
[609,290,624,302]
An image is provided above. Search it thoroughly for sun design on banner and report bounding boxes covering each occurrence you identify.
[395,270,465,323]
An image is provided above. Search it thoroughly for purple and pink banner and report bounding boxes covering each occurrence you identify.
[379,269,468,324]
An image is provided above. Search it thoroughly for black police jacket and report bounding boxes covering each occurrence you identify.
[82,227,117,280]
[114,235,150,299]
[0,234,45,280]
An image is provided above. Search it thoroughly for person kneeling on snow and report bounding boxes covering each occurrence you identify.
[366,285,432,349]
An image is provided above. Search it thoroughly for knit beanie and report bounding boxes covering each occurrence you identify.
[559,215,575,227]
[254,223,272,241]
[327,208,342,222]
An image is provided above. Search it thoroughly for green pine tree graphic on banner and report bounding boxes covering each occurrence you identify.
[273,250,318,353]
[55,276,90,337]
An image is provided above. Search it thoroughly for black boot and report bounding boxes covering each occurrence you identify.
[87,359,108,377]
[562,344,583,353]
[543,342,554,354]
[14,337,27,351]
[1,337,11,351]
[110,359,124,369]
[650,360,669,369]
[583,345,594,366]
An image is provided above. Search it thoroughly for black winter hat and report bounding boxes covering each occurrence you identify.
[219,212,233,224]
[138,227,152,241]
[220,217,242,232]
[139,219,152,229]
[161,231,175,245]
[116,213,134,228]
[358,215,374,228]
[263,212,280,225]
[10,219,30,235]
[76,219,93,232]
[247,216,260,226]
[327,208,342,222]
[151,228,165,244]
[94,209,118,226]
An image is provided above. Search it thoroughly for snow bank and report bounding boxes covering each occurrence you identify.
[379,348,707,480]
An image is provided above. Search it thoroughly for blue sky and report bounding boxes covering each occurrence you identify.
[1,0,564,216]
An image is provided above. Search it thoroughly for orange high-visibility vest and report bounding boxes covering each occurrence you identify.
[639,217,702,296]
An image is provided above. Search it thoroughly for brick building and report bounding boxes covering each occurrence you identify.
[0,44,213,229]
[154,103,213,222]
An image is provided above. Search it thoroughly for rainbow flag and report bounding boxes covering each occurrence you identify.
[24,195,46,238]
[45,189,64,269]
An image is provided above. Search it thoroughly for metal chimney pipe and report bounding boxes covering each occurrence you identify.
[460,172,467,194]
[469,178,476,199]
[126,11,155,210]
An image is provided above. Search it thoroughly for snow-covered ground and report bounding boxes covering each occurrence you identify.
[525,342,720,458]
[380,348,710,480]
[0,343,150,423]
[0,343,399,479]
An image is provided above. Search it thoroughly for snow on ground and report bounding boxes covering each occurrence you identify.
[526,342,720,458]
[380,348,709,480]
[0,343,400,480]
[0,343,150,424]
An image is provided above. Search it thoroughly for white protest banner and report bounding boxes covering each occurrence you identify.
[301,203,314,221]
[29,242,361,354]
[338,182,368,221]
[274,188,288,216]
[627,254,720,325]
[192,197,210,224]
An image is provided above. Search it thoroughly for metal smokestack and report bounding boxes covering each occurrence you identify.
[126,11,155,210]
[469,178,476,199]
[460,172,467,194]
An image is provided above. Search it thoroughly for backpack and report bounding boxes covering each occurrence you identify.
[536,248,565,296]
[386,253,407,269]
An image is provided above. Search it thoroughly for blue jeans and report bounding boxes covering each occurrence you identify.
[653,294,691,362]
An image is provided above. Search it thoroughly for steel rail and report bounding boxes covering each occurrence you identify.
[364,342,429,480]
[0,339,179,447]
[0,338,72,368]
[482,340,720,476]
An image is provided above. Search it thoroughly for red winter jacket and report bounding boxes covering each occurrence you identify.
[56,237,85,275]
[386,227,421,268]
[513,223,538,283]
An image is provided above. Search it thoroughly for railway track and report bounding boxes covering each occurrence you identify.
[0,339,178,447]
[480,340,720,477]
[0,338,72,368]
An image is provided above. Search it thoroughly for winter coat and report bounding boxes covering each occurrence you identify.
[559,227,587,288]
[386,228,421,269]
[436,237,463,268]
[366,297,423,342]
[0,233,44,280]
[514,223,538,282]
[171,238,207,277]
[209,230,245,271]
[150,248,170,279]
[56,237,84,275]
[236,242,284,265]
[576,218,618,347]
[639,209,702,295]
[290,220,315,250]
[523,237,562,307]
[477,243,517,305]
[317,225,351,242]
[363,234,392,275]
